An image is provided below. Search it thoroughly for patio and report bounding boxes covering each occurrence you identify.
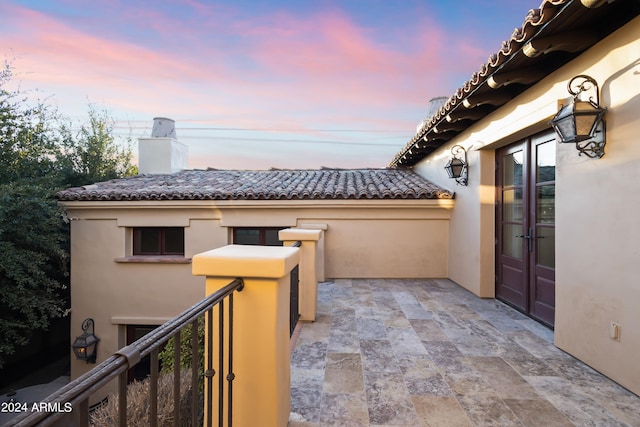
[289,278,640,427]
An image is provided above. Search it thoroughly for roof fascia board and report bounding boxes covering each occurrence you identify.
[60,199,456,210]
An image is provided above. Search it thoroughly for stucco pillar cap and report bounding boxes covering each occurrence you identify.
[192,244,299,279]
[279,228,322,242]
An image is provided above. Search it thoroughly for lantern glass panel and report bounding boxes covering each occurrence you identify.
[573,101,601,141]
[451,162,464,178]
[445,158,464,178]
[551,103,576,143]
[72,333,98,361]
[72,345,87,360]
[553,116,576,142]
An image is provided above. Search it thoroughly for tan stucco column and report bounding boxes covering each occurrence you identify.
[299,223,328,281]
[193,244,299,427]
[279,228,322,322]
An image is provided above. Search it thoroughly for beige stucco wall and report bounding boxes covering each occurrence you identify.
[320,218,448,278]
[554,17,640,396]
[413,17,640,395]
[65,198,452,387]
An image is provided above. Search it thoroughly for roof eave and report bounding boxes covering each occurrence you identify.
[390,0,640,168]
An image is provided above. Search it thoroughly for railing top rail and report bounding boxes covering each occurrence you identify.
[11,278,244,427]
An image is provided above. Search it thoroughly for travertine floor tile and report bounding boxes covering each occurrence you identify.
[290,279,640,426]
[412,396,472,427]
[503,398,573,427]
[323,353,365,394]
[363,371,420,426]
[319,393,369,427]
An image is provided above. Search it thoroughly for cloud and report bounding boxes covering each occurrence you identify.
[0,0,522,169]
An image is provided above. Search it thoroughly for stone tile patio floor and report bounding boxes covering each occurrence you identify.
[289,279,640,427]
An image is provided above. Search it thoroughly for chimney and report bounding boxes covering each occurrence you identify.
[138,117,188,174]
[417,97,448,132]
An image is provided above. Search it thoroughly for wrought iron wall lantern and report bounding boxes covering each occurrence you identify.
[444,145,468,186]
[72,318,99,363]
[550,74,607,158]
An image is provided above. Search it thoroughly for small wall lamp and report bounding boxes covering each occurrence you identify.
[550,74,607,158]
[72,318,99,363]
[444,145,468,186]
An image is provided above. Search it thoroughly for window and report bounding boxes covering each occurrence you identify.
[133,227,184,255]
[233,227,285,246]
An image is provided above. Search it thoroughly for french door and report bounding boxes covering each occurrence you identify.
[496,131,556,327]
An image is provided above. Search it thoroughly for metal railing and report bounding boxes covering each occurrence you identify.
[290,265,300,337]
[289,241,301,336]
[11,278,244,427]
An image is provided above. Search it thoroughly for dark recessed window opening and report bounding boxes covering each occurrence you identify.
[133,227,184,255]
[126,325,165,382]
[233,227,285,246]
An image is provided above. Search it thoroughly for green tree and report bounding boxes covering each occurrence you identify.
[57,105,138,188]
[0,61,138,368]
[0,62,69,368]
[0,183,69,367]
[0,63,60,186]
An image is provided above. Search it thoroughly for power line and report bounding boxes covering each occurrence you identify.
[182,136,401,147]
[110,132,402,147]
[112,125,411,133]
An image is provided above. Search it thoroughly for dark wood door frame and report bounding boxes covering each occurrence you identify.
[496,131,556,327]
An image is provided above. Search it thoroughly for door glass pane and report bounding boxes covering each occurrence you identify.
[502,224,523,259]
[536,140,555,183]
[537,185,555,224]
[503,188,523,222]
[536,226,555,268]
[503,151,524,187]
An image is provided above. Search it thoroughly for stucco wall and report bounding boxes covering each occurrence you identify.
[415,149,495,296]
[66,199,452,387]
[413,17,640,395]
[554,18,640,396]
[68,217,211,388]
[320,218,448,278]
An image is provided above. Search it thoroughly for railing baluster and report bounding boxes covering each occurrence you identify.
[79,398,89,427]
[191,320,199,426]
[218,299,225,427]
[206,307,214,427]
[118,370,127,426]
[150,348,159,427]
[173,330,181,427]
[227,292,235,427]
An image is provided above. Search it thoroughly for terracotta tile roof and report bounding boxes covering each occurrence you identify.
[390,0,640,167]
[56,169,454,201]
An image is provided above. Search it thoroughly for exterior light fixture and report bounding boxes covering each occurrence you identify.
[550,74,607,158]
[444,145,468,186]
[72,318,99,363]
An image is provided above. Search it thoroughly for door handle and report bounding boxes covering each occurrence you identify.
[516,228,534,252]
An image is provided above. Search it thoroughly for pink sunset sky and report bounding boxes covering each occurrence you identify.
[1,0,529,170]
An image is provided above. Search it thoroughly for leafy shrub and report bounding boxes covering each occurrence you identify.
[158,319,206,400]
